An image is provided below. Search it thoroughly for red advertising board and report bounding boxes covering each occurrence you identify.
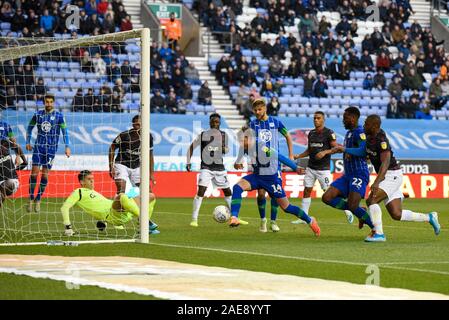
[13,171,449,199]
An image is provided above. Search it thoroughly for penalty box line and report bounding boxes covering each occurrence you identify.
[148,242,449,277]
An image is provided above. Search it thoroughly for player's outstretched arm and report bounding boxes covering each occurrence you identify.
[294,148,310,160]
[60,190,80,236]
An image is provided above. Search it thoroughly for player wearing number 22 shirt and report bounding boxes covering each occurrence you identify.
[229,98,320,236]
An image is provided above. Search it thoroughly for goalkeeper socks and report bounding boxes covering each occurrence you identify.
[192,195,203,220]
[270,198,279,221]
[224,196,232,210]
[35,177,48,201]
[301,197,312,214]
[257,198,266,219]
[328,197,348,210]
[231,184,243,217]
[369,204,384,234]
[120,194,140,217]
[284,204,312,224]
[148,199,156,220]
[29,175,37,200]
[401,210,430,222]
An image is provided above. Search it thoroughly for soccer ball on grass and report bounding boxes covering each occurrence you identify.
[213,205,231,223]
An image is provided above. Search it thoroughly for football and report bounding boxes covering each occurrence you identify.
[213,205,231,223]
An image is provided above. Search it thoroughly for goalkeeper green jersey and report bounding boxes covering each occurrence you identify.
[61,188,113,225]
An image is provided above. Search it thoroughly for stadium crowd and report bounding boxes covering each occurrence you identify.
[0,0,207,114]
[192,0,449,119]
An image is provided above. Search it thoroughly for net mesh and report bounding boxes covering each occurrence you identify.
[0,30,145,244]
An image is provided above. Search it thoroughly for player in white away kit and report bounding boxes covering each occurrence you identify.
[186,113,248,227]
[336,114,440,240]
[292,111,353,224]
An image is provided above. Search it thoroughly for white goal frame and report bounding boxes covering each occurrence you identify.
[0,28,151,246]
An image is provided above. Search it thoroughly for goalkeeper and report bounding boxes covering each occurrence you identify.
[61,170,141,236]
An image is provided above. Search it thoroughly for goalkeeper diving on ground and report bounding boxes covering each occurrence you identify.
[60,170,151,236]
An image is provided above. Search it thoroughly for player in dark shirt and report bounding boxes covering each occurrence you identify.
[186,113,248,227]
[340,114,440,239]
[292,111,353,225]
[0,139,27,207]
[108,115,159,234]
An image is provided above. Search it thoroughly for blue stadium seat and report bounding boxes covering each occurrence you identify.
[359,99,370,107]
[58,61,69,71]
[47,61,58,70]
[0,22,11,30]
[291,87,302,96]
[370,90,382,98]
[283,78,294,86]
[282,86,292,96]
[352,88,363,97]
[294,78,304,86]
[334,80,344,88]
[309,97,319,105]
[279,96,289,104]
[25,100,37,110]
[361,89,372,99]
[349,98,361,107]
[68,62,80,71]
[341,89,352,99]
[353,80,363,88]
[251,50,262,57]
[289,96,299,104]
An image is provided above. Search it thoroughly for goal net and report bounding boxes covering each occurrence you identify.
[0,29,151,245]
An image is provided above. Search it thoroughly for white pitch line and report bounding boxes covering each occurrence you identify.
[149,242,449,276]
[157,210,448,232]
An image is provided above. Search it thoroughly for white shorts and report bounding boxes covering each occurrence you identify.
[378,169,404,205]
[304,167,332,190]
[114,163,140,186]
[0,179,19,194]
[198,169,230,189]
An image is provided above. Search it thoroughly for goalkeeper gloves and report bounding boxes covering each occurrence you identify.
[64,224,75,236]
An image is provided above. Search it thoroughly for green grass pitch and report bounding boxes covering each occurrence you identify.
[0,197,448,299]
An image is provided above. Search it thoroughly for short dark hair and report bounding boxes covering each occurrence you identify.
[132,115,140,123]
[78,170,92,182]
[209,113,221,120]
[314,111,325,117]
[366,114,381,127]
[344,106,361,119]
[44,93,55,101]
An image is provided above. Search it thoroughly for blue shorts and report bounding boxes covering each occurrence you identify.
[331,174,369,199]
[243,173,286,199]
[32,150,56,169]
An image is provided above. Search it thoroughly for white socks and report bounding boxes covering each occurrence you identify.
[301,197,312,214]
[400,210,430,222]
[225,196,232,210]
[368,204,384,235]
[192,195,203,221]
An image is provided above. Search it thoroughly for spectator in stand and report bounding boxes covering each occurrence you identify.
[72,89,85,112]
[429,77,449,110]
[335,15,350,36]
[303,72,315,97]
[113,78,126,100]
[120,15,133,31]
[260,73,276,98]
[313,74,328,98]
[184,62,201,85]
[83,88,95,112]
[103,13,116,33]
[120,59,132,84]
[111,90,122,112]
[165,90,179,114]
[98,0,109,17]
[107,60,121,83]
[150,89,166,113]
[360,50,374,71]
[388,76,403,99]
[34,77,47,102]
[268,55,283,78]
[215,55,232,85]
[11,7,26,32]
[179,82,193,108]
[404,68,425,91]
[234,64,250,86]
[440,59,449,82]
[376,51,391,72]
[387,96,401,119]
[236,84,250,113]
[85,0,98,16]
[363,73,374,91]
[318,16,331,35]
[198,81,212,105]
[267,96,280,116]
[171,67,185,96]
[373,70,386,90]
[40,9,56,35]
[402,95,420,118]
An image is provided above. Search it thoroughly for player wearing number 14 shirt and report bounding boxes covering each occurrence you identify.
[229,98,320,236]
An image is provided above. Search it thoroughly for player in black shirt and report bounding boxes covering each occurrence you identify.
[340,115,440,240]
[292,111,354,225]
[108,115,159,234]
[186,113,248,227]
[0,139,27,207]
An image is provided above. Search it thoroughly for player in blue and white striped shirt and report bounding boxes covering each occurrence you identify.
[317,107,381,242]
[230,98,320,236]
[26,93,71,212]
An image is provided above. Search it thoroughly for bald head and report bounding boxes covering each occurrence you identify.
[364,114,381,136]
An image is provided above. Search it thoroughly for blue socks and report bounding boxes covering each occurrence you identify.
[231,184,243,217]
[35,177,48,201]
[328,197,374,229]
[284,204,312,224]
[270,198,279,221]
[257,198,266,219]
[29,175,37,201]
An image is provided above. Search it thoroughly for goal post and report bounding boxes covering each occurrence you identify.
[0,28,151,245]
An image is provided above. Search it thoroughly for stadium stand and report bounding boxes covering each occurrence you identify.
[0,0,215,115]
[189,0,449,120]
